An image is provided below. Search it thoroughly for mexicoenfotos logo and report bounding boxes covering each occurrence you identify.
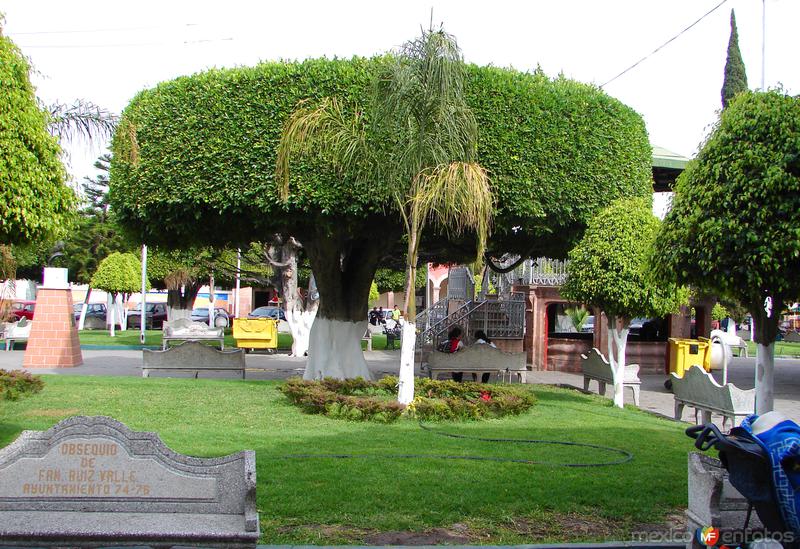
[697,526,720,546]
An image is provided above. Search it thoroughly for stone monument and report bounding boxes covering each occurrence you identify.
[0,416,259,547]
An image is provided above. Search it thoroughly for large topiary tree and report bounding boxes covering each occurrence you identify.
[655,90,800,413]
[0,23,74,246]
[90,252,149,336]
[277,28,493,396]
[110,50,651,379]
[721,9,748,109]
[562,197,687,408]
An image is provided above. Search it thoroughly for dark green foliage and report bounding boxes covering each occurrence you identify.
[279,376,536,422]
[110,59,651,262]
[0,369,43,401]
[465,67,652,259]
[0,27,74,245]
[63,154,131,284]
[655,90,800,344]
[721,9,748,109]
[562,197,686,320]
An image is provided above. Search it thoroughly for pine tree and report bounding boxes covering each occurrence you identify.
[721,9,748,109]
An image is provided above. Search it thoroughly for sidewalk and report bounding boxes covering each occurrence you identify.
[2,349,799,422]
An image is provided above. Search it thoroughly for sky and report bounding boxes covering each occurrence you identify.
[2,0,799,185]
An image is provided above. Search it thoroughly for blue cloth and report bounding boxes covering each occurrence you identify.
[742,414,800,534]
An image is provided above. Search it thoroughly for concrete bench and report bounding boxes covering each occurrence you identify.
[143,341,246,379]
[710,329,748,358]
[162,318,224,350]
[0,415,258,548]
[426,344,527,383]
[4,319,31,351]
[671,364,755,429]
[580,347,641,406]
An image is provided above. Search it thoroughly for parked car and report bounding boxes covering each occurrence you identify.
[127,302,168,329]
[73,303,108,328]
[8,300,35,322]
[190,307,230,328]
[248,306,286,321]
[580,315,595,333]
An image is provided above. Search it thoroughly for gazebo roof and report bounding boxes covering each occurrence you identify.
[651,145,691,192]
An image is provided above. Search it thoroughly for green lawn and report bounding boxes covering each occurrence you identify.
[76,329,390,351]
[0,376,693,544]
[745,340,800,358]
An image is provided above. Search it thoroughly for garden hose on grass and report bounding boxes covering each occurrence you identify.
[271,421,633,468]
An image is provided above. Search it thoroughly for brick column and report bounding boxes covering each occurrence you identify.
[23,288,83,368]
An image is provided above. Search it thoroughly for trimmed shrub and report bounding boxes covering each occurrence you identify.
[279,376,536,422]
[0,369,44,400]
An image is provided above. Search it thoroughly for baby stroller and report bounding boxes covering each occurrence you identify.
[687,412,800,548]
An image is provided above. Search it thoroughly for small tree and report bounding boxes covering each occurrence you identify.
[655,90,800,413]
[562,197,686,407]
[90,252,149,336]
[711,303,729,323]
[721,9,748,109]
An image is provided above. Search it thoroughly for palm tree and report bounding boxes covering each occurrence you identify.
[47,99,117,145]
[277,26,493,403]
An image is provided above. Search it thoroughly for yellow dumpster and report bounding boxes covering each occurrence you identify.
[667,337,711,377]
[233,318,278,352]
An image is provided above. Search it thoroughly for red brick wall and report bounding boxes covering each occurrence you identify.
[23,289,83,368]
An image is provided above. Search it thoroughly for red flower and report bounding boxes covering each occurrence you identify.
[480,392,491,401]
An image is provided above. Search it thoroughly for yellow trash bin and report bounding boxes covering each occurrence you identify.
[667,337,711,377]
[233,318,278,352]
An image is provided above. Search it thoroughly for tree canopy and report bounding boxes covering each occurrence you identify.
[90,252,148,295]
[562,196,685,322]
[110,57,651,262]
[654,89,800,345]
[0,25,74,246]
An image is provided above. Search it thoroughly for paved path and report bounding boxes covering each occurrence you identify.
[1,349,799,423]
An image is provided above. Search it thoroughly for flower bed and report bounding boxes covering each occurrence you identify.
[0,369,44,400]
[279,376,536,422]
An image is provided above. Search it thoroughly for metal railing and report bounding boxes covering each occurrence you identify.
[492,256,569,290]
[416,292,526,353]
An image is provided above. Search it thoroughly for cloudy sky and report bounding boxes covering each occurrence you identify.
[3,0,798,184]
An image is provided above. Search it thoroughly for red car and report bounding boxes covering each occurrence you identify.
[8,300,35,321]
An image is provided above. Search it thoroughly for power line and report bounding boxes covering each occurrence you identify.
[600,0,729,89]
[19,38,234,49]
[9,23,198,36]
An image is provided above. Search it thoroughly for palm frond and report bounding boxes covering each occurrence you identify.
[48,99,118,145]
[411,161,494,256]
[275,97,368,201]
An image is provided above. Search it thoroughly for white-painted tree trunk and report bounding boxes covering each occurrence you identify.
[116,295,128,332]
[303,317,373,380]
[287,308,316,357]
[611,327,629,408]
[208,273,215,328]
[397,321,417,404]
[167,307,192,321]
[755,342,775,414]
[107,293,116,337]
